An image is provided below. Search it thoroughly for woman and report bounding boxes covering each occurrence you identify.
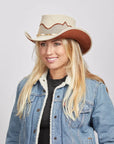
[6,15,114,144]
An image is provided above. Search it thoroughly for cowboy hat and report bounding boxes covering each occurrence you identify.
[25,15,92,54]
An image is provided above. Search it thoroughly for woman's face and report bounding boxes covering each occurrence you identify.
[38,39,68,73]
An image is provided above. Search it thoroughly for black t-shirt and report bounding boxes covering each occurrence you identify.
[38,73,66,144]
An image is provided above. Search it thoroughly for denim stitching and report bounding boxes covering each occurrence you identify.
[78,128,82,144]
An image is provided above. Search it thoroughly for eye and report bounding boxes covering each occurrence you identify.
[54,42,61,46]
[40,42,46,47]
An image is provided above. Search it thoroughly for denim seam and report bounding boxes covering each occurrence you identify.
[31,93,45,97]
[94,82,101,100]
[78,128,82,144]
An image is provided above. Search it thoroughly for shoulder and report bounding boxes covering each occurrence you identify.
[17,75,29,93]
[85,78,108,101]
[85,78,106,89]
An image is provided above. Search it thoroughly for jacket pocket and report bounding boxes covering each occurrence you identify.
[65,101,93,128]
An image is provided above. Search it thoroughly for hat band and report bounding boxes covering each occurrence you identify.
[37,22,72,36]
[37,33,57,36]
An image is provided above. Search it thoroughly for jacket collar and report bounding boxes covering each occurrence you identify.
[38,70,72,90]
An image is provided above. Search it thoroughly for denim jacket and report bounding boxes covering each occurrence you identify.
[6,71,114,144]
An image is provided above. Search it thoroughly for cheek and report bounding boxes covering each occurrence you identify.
[60,50,68,60]
[63,55,69,63]
[59,53,69,65]
[39,49,45,58]
[39,48,44,55]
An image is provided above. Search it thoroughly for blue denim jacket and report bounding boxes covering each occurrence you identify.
[6,72,114,144]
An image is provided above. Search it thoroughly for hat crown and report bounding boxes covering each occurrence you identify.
[40,15,76,28]
[37,15,76,36]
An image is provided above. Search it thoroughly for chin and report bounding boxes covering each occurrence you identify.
[47,66,58,70]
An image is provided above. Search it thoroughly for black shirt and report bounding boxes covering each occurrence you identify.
[38,73,66,144]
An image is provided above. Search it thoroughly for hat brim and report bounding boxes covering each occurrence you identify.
[25,27,92,54]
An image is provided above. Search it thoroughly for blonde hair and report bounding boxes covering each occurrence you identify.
[17,39,105,120]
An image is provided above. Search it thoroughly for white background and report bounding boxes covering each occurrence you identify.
[0,0,114,143]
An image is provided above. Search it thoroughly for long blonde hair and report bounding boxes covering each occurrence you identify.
[17,39,105,120]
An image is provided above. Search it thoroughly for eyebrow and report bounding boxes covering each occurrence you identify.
[39,41,46,43]
[52,39,62,42]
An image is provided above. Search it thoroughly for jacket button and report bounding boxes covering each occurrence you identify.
[33,129,36,133]
[37,109,40,112]
[54,137,57,140]
[57,95,60,98]
[43,89,46,92]
[54,116,57,118]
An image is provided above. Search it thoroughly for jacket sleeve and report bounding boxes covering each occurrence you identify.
[92,83,114,144]
[5,77,28,144]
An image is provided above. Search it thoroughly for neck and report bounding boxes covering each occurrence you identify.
[49,69,67,79]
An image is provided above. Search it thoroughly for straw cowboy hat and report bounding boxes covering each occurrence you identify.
[25,15,92,54]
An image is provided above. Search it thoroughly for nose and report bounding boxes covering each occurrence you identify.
[46,44,53,55]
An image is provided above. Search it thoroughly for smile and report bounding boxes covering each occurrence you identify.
[46,57,58,63]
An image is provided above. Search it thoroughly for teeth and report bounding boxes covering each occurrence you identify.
[47,58,57,60]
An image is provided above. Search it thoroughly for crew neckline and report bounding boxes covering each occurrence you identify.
[47,72,67,87]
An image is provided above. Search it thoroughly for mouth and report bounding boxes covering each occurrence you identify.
[46,57,58,63]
